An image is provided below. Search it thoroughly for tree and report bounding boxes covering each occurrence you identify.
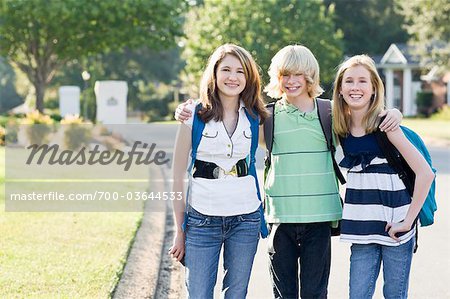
[395,0,450,69]
[182,0,343,96]
[0,0,186,112]
[0,58,24,113]
[324,0,409,55]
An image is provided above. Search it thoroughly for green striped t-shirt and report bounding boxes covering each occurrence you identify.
[264,99,342,223]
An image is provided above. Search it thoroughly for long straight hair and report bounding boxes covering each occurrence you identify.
[198,44,268,123]
[332,55,385,137]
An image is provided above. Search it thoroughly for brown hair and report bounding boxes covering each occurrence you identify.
[198,43,268,123]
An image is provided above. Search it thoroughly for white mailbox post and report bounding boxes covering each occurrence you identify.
[59,86,80,117]
[94,81,128,124]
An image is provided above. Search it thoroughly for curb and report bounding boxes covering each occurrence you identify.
[112,166,168,299]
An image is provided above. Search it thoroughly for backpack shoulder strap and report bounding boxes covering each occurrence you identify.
[263,102,276,168]
[316,98,333,150]
[316,98,346,184]
[183,103,205,233]
[244,108,259,165]
[374,128,400,169]
[373,118,413,193]
[245,108,269,238]
[189,103,205,172]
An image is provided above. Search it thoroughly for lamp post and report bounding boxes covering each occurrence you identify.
[81,71,91,120]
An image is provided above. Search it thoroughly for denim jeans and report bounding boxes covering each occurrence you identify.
[184,207,260,299]
[349,237,415,299]
[268,222,331,299]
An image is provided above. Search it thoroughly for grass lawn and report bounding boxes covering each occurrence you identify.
[0,147,143,298]
[403,119,450,142]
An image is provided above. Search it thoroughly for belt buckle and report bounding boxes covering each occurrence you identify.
[227,165,237,176]
[213,165,237,179]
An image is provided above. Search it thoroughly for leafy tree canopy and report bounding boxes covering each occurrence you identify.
[0,58,23,113]
[0,0,187,112]
[396,0,450,69]
[52,47,183,105]
[182,0,344,97]
[325,0,409,55]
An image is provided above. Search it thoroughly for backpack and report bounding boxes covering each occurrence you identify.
[181,103,269,238]
[263,98,346,184]
[374,122,437,253]
[374,124,437,227]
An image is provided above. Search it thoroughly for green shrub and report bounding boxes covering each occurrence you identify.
[137,81,172,122]
[416,91,434,117]
[0,115,22,127]
[431,105,450,121]
[44,98,59,109]
[49,113,62,122]
[0,125,5,146]
[0,115,9,127]
[5,118,19,144]
[60,115,92,150]
[21,111,54,145]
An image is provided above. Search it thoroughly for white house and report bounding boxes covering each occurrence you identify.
[377,43,449,116]
[377,43,422,116]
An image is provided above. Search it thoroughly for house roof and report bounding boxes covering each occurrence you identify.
[379,43,421,68]
[421,66,439,82]
[372,55,384,65]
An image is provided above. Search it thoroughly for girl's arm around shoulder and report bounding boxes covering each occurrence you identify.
[385,129,435,240]
[174,99,196,124]
[378,108,403,132]
[379,108,403,132]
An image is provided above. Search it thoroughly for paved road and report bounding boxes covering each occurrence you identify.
[214,146,450,298]
[130,124,449,298]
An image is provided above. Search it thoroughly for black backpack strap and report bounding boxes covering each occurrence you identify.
[373,124,413,193]
[374,128,400,169]
[316,98,346,185]
[264,102,276,168]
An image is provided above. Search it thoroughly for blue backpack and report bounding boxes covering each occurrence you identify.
[375,125,437,227]
[181,104,269,238]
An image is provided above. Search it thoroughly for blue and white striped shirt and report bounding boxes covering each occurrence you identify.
[339,133,415,246]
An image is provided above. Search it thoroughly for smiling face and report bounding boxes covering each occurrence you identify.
[215,54,246,102]
[340,65,374,112]
[279,72,309,102]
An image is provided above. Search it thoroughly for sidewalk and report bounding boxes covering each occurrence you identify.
[421,136,450,148]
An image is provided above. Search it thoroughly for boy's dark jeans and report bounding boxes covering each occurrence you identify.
[268,222,331,299]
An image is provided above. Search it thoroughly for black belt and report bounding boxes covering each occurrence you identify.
[193,159,248,179]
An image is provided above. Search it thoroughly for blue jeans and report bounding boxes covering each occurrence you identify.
[349,238,415,299]
[268,222,331,299]
[184,207,260,299]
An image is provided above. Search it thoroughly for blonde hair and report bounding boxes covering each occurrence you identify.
[264,45,324,99]
[198,43,268,123]
[332,54,385,137]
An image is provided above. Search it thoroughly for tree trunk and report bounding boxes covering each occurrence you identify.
[34,80,46,113]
